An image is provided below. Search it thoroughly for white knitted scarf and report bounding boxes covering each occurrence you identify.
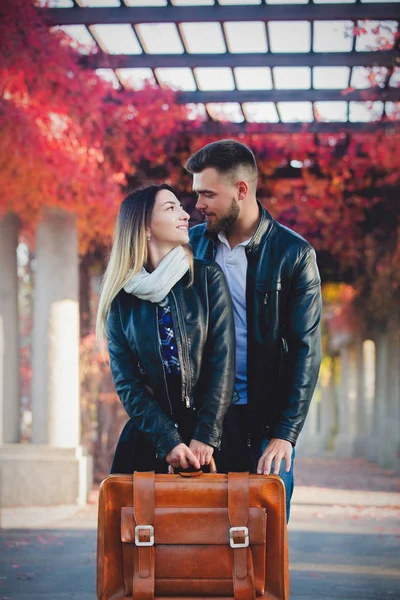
[123,246,189,303]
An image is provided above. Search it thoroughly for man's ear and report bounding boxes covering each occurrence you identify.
[237,180,249,201]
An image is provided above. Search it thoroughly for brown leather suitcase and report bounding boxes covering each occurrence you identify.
[97,469,289,600]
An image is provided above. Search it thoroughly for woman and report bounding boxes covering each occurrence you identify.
[96,184,235,473]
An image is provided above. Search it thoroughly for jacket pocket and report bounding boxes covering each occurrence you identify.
[256,281,282,339]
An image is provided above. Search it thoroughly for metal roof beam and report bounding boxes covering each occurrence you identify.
[44,5,400,25]
[175,89,400,102]
[193,121,399,134]
[83,51,399,70]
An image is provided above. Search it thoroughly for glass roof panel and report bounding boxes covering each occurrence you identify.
[389,67,400,88]
[155,68,197,91]
[185,103,208,121]
[224,22,268,53]
[355,21,398,51]
[37,0,74,6]
[173,1,214,5]
[96,68,121,89]
[206,103,244,123]
[273,67,311,89]
[314,0,355,3]
[242,102,279,123]
[349,101,384,122]
[136,24,184,54]
[195,67,235,90]
[361,0,400,3]
[76,0,120,6]
[56,25,97,54]
[278,102,313,122]
[313,66,350,88]
[234,67,273,90]
[313,21,353,52]
[385,102,400,120]
[314,101,348,122]
[180,22,226,53]
[350,66,388,89]
[268,21,311,53]
[219,0,261,4]
[116,68,155,90]
[90,24,142,54]
[124,0,167,5]
[266,0,308,4]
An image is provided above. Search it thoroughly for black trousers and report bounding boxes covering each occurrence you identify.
[110,403,254,475]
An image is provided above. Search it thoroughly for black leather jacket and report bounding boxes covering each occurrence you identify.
[189,203,322,446]
[106,260,235,460]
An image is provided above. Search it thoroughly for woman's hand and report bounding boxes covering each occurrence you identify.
[166,443,201,470]
[189,440,214,466]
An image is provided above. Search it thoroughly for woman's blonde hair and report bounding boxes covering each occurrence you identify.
[96,184,193,341]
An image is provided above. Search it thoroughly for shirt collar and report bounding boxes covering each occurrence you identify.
[217,231,251,249]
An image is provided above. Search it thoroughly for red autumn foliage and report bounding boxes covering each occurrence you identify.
[0,0,194,251]
[1,0,399,319]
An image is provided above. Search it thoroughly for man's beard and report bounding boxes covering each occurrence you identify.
[206,197,240,233]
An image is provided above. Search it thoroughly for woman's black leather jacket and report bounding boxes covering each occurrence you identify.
[106,259,235,459]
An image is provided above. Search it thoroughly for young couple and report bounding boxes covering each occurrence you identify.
[96,139,322,522]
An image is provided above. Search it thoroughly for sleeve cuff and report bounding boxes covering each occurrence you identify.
[156,431,183,460]
[270,425,299,447]
[193,426,221,450]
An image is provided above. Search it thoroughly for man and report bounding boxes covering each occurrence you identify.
[186,139,322,521]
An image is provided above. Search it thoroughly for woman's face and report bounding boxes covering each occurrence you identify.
[148,190,190,248]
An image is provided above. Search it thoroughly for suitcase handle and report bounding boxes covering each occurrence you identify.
[168,457,217,476]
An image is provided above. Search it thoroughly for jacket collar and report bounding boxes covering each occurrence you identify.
[204,201,275,254]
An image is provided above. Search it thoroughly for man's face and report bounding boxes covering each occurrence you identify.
[193,168,240,233]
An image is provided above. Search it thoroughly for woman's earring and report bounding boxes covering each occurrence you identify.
[147,232,151,241]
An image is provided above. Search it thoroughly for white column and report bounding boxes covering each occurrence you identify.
[1,208,92,507]
[379,324,400,470]
[296,386,320,455]
[334,344,357,456]
[0,213,20,444]
[31,208,80,447]
[363,340,376,434]
[353,337,367,457]
[366,332,387,464]
[319,356,337,452]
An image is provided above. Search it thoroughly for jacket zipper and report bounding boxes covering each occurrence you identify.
[170,290,192,408]
[264,293,269,305]
[155,305,173,415]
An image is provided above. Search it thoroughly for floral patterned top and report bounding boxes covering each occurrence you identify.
[157,301,181,376]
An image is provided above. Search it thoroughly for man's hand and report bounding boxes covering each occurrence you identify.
[189,439,214,466]
[257,438,292,475]
[165,443,201,471]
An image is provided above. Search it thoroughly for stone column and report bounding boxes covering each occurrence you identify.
[367,332,388,464]
[319,356,337,453]
[31,208,80,447]
[0,208,93,507]
[379,324,400,471]
[334,344,357,456]
[0,213,20,444]
[296,386,321,455]
[353,337,367,457]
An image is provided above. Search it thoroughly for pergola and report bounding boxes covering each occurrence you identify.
[1,0,400,509]
[41,0,400,132]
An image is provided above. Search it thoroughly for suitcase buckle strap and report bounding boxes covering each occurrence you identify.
[229,526,249,548]
[135,525,155,547]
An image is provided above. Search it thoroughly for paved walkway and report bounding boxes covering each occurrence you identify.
[0,457,399,600]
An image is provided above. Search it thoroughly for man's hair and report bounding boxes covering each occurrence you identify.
[185,139,258,178]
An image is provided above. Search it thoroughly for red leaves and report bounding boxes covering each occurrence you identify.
[1,0,400,314]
